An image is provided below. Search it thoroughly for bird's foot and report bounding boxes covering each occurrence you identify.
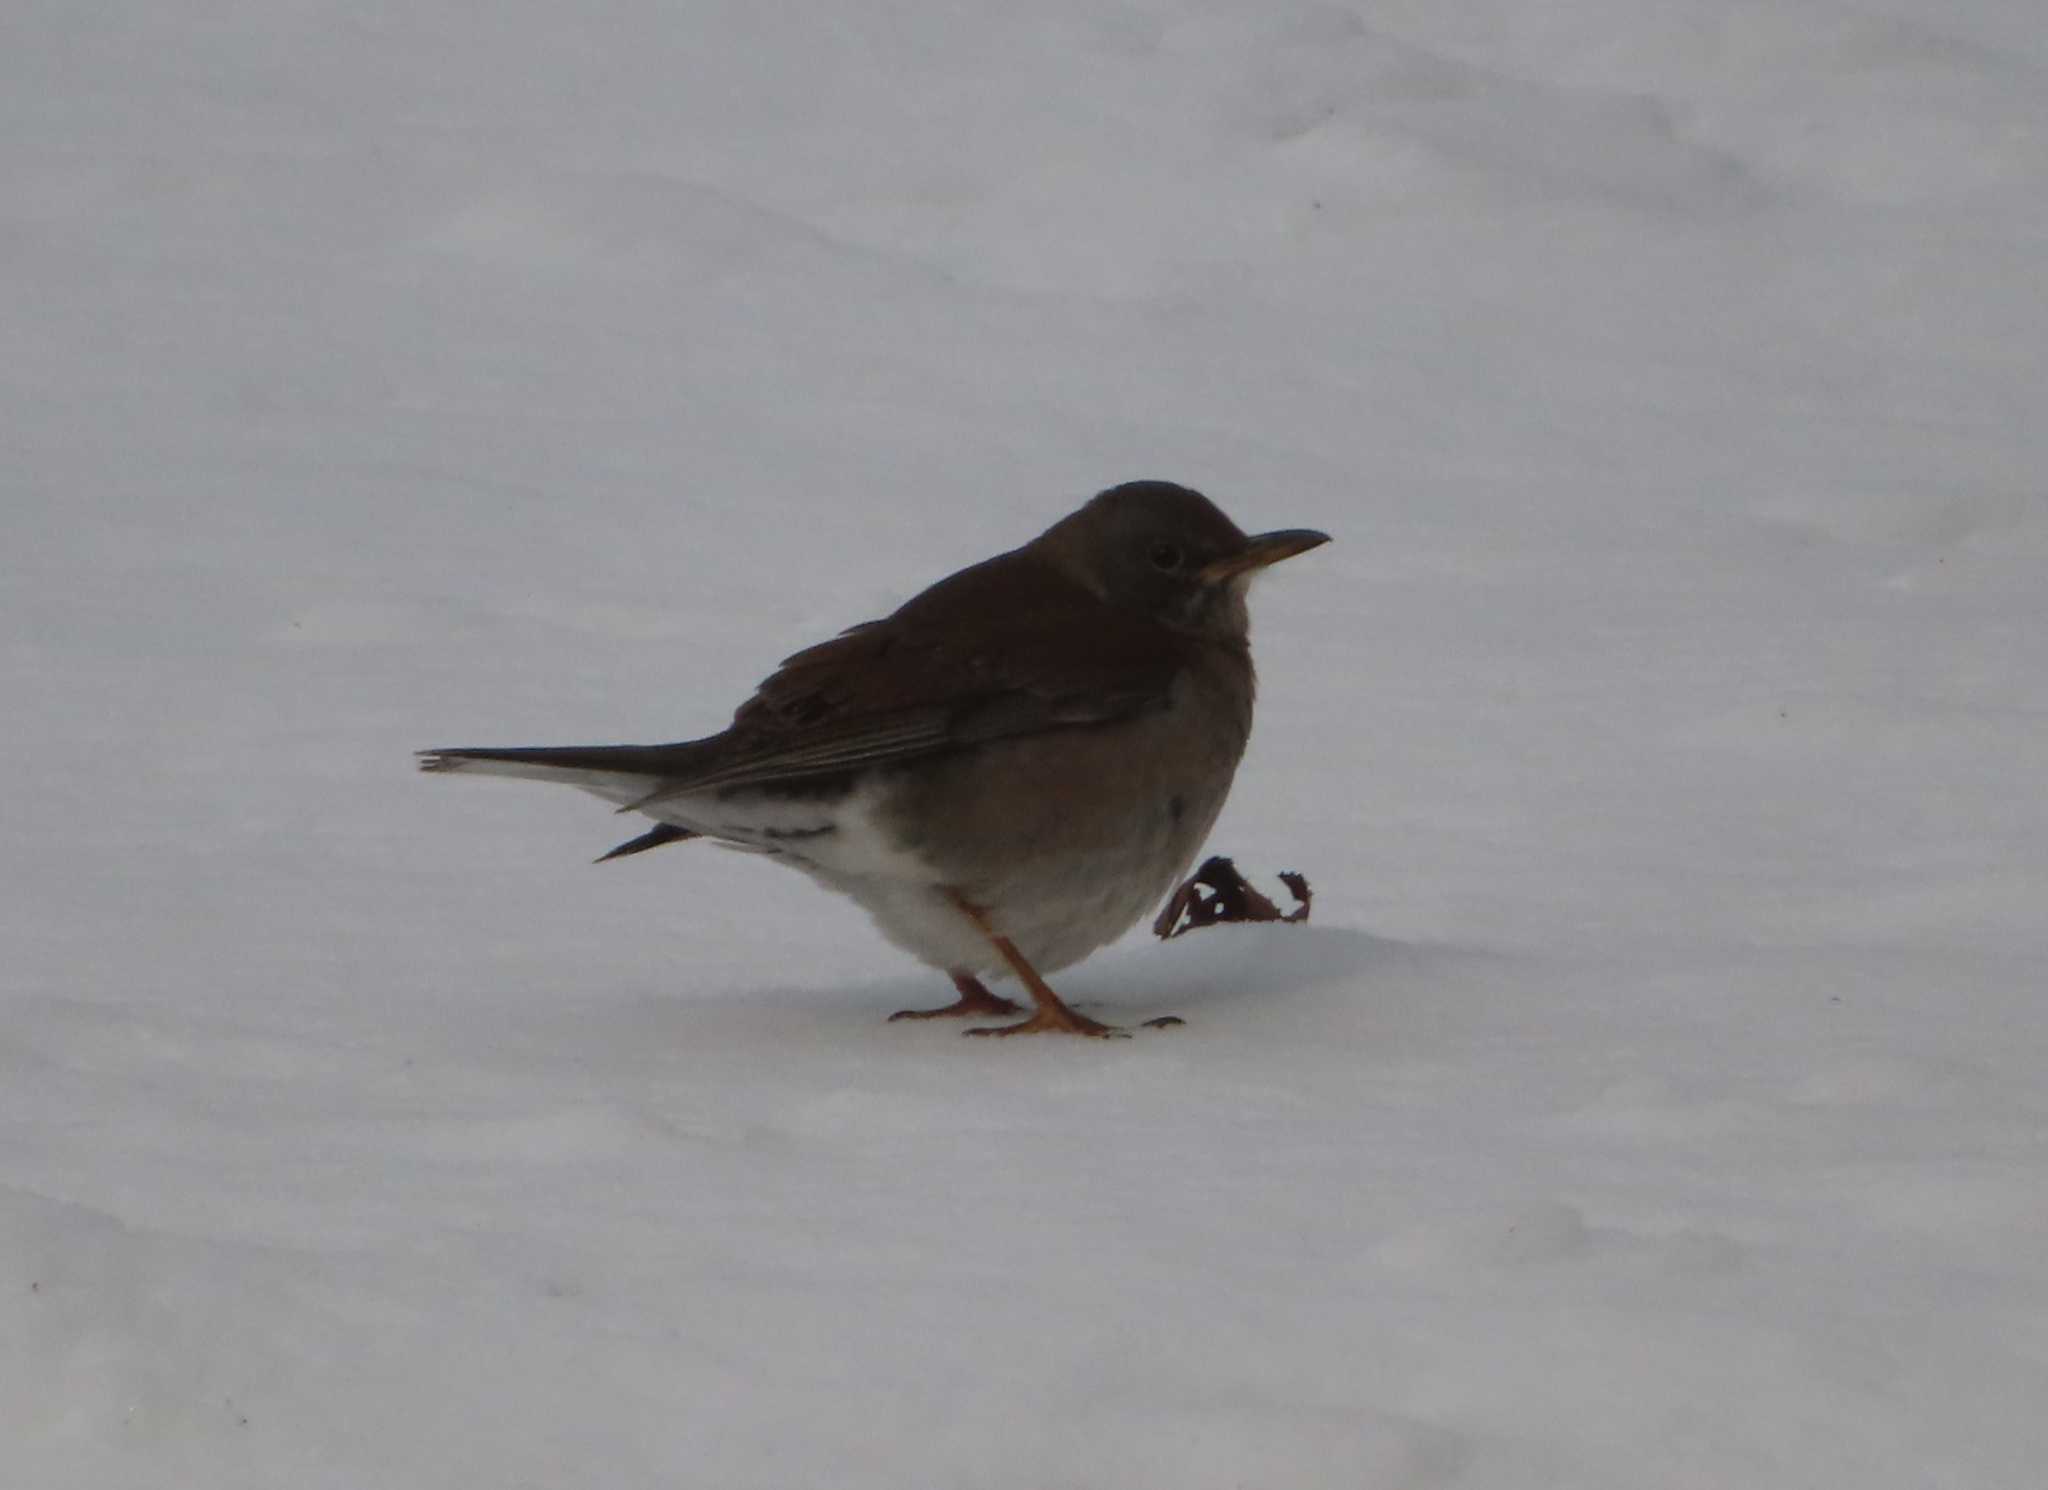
[965,1004,1130,1039]
[943,892,1154,1038]
[1140,1015,1186,1029]
[889,973,1023,1022]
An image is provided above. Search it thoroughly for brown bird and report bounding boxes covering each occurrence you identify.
[419,480,1327,1036]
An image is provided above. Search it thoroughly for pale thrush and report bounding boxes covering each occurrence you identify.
[419,480,1327,1036]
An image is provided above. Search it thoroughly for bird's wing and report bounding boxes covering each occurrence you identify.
[420,549,1187,801]
[633,547,1187,800]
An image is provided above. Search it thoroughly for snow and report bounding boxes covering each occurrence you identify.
[5,1,2045,1485]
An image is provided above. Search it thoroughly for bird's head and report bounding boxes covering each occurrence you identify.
[1034,480,1330,641]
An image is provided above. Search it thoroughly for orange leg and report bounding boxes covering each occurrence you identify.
[946,892,1132,1038]
[888,972,1023,1022]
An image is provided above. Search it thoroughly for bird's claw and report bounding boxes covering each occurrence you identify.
[963,1009,1129,1038]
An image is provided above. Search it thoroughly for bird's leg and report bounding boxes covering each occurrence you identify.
[887,971,1024,1022]
[945,892,1133,1038]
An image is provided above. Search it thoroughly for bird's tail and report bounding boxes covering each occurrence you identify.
[417,744,712,861]
[417,743,714,779]
[411,745,708,814]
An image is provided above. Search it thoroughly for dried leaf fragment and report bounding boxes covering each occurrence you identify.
[1152,855,1312,939]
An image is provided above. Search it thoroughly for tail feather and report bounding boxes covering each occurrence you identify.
[417,742,712,776]
[594,822,699,863]
[419,741,832,863]
[416,744,712,816]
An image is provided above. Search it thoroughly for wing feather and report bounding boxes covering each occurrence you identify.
[424,546,1192,801]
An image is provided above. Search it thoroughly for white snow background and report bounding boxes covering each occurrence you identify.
[5,3,2045,1486]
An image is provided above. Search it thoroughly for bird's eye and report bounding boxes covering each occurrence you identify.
[1148,542,1184,572]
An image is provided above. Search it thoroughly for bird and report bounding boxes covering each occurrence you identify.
[418,480,1328,1037]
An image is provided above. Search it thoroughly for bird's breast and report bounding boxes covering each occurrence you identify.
[850,650,1253,965]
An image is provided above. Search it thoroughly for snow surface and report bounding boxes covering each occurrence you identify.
[5,2,2046,1486]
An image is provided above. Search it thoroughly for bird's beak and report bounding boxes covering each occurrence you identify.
[1199,528,1332,582]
